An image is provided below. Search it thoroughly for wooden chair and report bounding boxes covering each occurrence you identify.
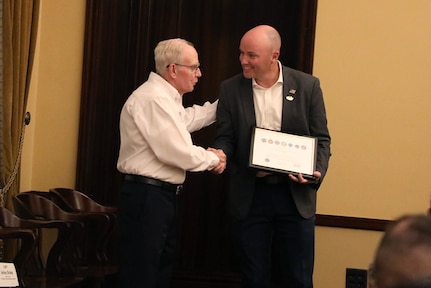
[13,191,117,287]
[0,206,87,287]
[49,187,118,265]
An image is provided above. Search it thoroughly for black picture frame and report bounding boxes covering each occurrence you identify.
[249,127,317,180]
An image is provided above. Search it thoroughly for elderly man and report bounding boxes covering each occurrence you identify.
[117,38,226,288]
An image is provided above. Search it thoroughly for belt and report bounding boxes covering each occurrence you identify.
[124,174,183,195]
[256,174,288,185]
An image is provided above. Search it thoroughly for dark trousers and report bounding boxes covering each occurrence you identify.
[118,180,177,288]
[232,181,315,288]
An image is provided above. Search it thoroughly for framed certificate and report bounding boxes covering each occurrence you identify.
[249,127,317,180]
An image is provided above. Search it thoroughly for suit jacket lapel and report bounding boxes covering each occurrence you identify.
[281,67,297,133]
[239,77,256,128]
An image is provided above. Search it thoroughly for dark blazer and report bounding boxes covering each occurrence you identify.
[214,65,331,220]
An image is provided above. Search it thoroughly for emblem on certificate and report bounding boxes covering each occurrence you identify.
[249,127,317,180]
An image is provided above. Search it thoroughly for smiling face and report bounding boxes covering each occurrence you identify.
[239,25,281,87]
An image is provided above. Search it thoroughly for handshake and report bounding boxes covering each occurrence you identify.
[207,148,226,175]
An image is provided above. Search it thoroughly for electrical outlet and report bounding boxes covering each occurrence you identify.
[346,268,368,288]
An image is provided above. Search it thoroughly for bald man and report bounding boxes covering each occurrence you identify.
[213,25,331,287]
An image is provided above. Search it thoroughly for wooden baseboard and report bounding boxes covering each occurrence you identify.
[316,214,390,231]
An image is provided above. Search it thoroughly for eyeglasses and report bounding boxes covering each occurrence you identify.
[166,63,201,73]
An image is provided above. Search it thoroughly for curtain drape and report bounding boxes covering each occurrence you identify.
[1,0,39,210]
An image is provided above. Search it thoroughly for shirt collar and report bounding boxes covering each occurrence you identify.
[252,61,283,89]
[149,72,182,103]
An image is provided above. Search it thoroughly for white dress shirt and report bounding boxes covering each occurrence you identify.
[253,61,283,177]
[117,72,219,184]
[252,61,283,131]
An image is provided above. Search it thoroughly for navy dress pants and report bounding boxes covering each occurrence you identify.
[118,180,177,288]
[232,181,315,288]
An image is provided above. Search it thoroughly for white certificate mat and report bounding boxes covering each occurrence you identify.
[249,127,317,178]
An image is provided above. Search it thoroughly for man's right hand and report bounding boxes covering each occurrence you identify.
[207,148,226,174]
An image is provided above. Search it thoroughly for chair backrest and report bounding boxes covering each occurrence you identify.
[13,192,78,221]
[49,187,117,213]
[0,205,25,227]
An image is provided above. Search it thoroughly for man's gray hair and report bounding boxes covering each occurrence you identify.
[154,38,194,75]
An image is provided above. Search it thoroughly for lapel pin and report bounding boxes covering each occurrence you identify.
[286,88,296,101]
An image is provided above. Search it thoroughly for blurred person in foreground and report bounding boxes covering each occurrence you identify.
[369,214,431,288]
[117,38,226,288]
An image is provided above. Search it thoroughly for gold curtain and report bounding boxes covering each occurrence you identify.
[1,0,39,209]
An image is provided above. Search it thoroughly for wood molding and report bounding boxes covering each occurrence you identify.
[316,214,391,232]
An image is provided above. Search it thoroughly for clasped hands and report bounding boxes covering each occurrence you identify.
[207,148,226,174]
